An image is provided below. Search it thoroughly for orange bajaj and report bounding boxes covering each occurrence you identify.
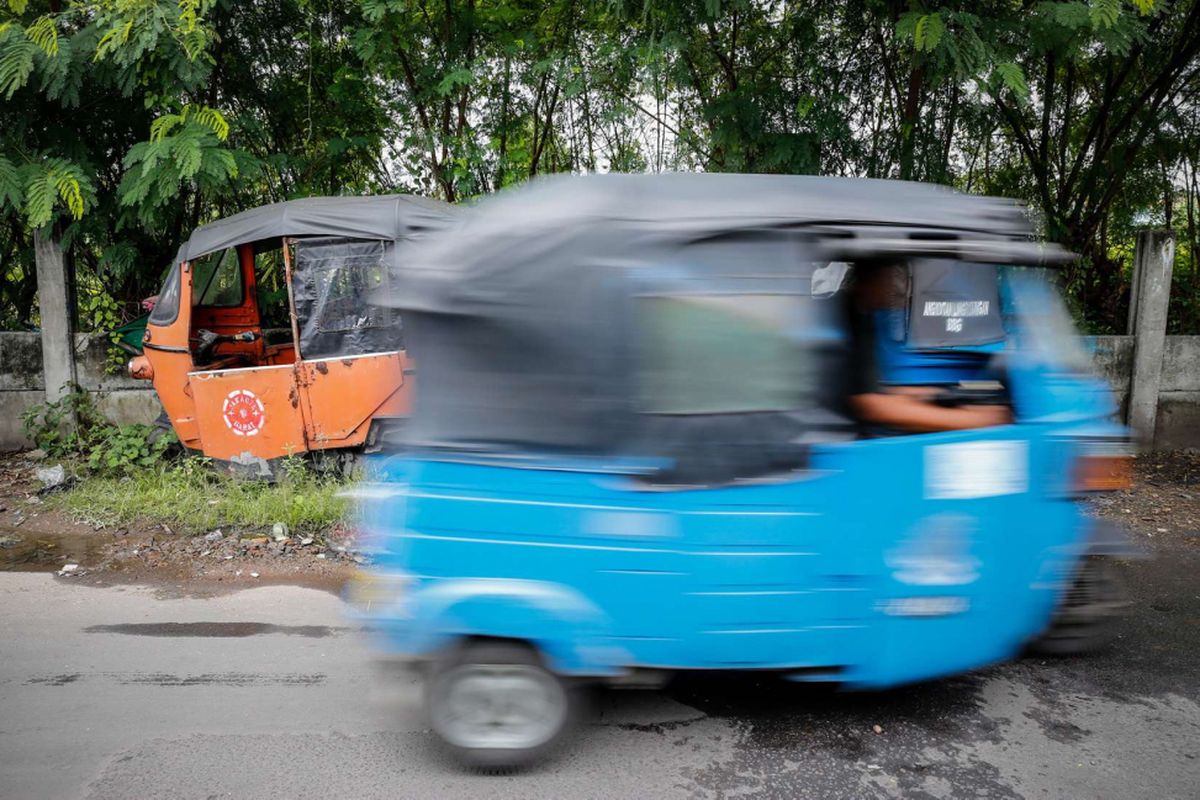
[128,196,458,476]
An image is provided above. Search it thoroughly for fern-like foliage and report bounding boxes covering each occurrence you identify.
[21,157,94,227]
[24,14,58,56]
[993,62,1030,100]
[0,154,22,212]
[0,25,36,98]
[150,104,229,142]
[119,122,237,223]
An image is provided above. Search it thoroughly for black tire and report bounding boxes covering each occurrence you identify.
[426,640,579,770]
[147,411,183,457]
[146,411,171,442]
[1030,557,1128,656]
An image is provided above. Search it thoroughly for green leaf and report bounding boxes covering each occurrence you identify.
[171,133,203,179]
[896,11,921,41]
[0,30,36,98]
[362,0,389,22]
[1048,2,1093,29]
[914,13,945,52]
[150,112,184,142]
[22,158,90,226]
[994,61,1029,100]
[1089,0,1121,29]
[50,162,85,219]
[0,155,21,211]
[152,106,229,142]
[95,18,132,61]
[24,170,55,227]
[188,105,229,141]
[25,15,59,58]
[435,67,473,96]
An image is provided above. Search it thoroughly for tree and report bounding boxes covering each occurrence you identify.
[2,0,1196,335]
[0,0,232,328]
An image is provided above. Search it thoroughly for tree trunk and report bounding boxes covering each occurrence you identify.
[939,83,960,184]
[898,63,925,181]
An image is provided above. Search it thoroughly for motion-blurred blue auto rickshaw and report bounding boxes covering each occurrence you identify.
[351,174,1135,767]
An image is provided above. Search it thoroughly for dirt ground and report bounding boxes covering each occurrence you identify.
[2,448,1198,596]
[1088,449,1200,545]
[0,453,357,595]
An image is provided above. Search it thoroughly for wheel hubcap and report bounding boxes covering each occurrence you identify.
[433,663,567,750]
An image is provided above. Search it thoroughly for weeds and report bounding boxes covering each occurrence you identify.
[49,457,350,536]
[25,389,350,536]
[21,385,178,476]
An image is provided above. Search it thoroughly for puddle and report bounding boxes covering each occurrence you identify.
[84,622,347,638]
[0,527,112,572]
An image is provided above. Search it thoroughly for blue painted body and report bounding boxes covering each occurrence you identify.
[357,354,1123,688]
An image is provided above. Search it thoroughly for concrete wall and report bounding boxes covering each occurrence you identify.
[0,331,1196,450]
[1155,336,1200,449]
[0,332,161,449]
[1086,335,1200,448]
[1089,336,1134,405]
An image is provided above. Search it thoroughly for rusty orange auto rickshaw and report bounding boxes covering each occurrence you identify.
[128,195,458,476]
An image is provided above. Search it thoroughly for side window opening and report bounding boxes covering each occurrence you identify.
[633,232,854,485]
[638,293,811,415]
[249,247,294,348]
[192,248,244,307]
[291,237,403,360]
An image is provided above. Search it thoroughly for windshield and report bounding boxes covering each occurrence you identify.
[192,248,244,307]
[147,263,182,326]
[999,266,1093,374]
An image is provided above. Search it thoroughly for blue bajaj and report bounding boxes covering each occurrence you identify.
[353,175,1135,768]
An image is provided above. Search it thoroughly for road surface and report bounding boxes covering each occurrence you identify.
[1,542,1197,800]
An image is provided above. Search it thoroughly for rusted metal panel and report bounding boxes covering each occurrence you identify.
[298,352,407,446]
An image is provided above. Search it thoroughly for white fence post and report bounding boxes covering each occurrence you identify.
[1127,230,1175,446]
[33,228,78,403]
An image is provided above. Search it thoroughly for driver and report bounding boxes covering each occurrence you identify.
[847,261,1011,433]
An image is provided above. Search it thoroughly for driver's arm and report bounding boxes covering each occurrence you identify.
[850,391,1011,433]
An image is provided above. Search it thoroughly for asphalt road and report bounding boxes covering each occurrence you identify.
[1,543,1197,800]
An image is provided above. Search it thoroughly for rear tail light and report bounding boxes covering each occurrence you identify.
[1072,441,1133,492]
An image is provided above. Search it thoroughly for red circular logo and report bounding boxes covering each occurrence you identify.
[223,389,265,436]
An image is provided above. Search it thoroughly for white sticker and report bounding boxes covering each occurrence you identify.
[924,440,1028,500]
[581,510,677,538]
[877,596,970,617]
[923,300,990,317]
[886,513,980,586]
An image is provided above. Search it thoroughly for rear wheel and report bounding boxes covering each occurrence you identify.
[426,640,576,769]
[146,411,182,457]
[1031,557,1128,656]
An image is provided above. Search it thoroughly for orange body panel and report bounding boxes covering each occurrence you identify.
[296,353,409,449]
[189,365,308,461]
[144,260,204,449]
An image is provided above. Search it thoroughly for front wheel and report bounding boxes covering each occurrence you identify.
[426,640,577,769]
[1030,557,1128,656]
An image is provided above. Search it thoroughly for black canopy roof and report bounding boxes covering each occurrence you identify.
[380,173,1069,316]
[173,194,459,264]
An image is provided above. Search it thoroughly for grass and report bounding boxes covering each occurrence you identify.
[48,458,351,536]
